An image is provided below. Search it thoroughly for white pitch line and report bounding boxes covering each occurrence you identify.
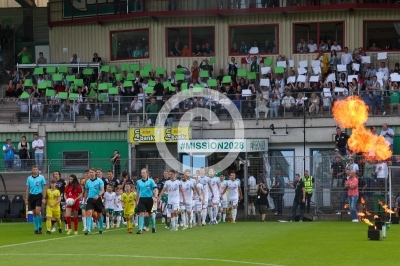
[0,253,283,266]
[0,228,125,249]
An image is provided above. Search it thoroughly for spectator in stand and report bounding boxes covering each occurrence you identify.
[246,54,261,74]
[92,52,102,80]
[308,38,317,53]
[329,50,340,71]
[254,94,269,119]
[5,79,16,100]
[16,99,29,122]
[45,99,57,122]
[192,44,203,56]
[335,127,349,156]
[296,38,308,53]
[389,82,400,114]
[191,60,200,82]
[341,47,353,74]
[182,44,190,56]
[377,61,389,80]
[18,136,30,171]
[369,42,380,50]
[32,134,44,173]
[294,92,304,117]
[375,160,388,188]
[281,92,295,116]
[18,47,32,64]
[199,59,213,78]
[133,45,144,57]
[231,43,239,54]
[380,123,394,151]
[227,57,239,80]
[319,40,328,52]
[261,40,271,53]
[70,54,80,74]
[366,75,386,116]
[31,98,44,122]
[36,52,47,64]
[143,46,149,57]
[239,40,249,54]
[269,94,280,118]
[331,41,342,51]
[145,97,160,126]
[169,42,182,56]
[203,43,213,55]
[130,96,142,114]
[3,139,16,171]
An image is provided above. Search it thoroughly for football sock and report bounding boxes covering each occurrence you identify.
[222,213,226,222]
[37,215,42,228]
[181,212,186,227]
[232,209,237,221]
[66,216,71,230]
[116,216,121,227]
[98,216,103,231]
[87,217,92,232]
[201,209,206,223]
[151,213,156,229]
[127,220,131,229]
[33,216,38,230]
[144,216,150,227]
[82,216,87,229]
[208,207,213,222]
[171,216,176,229]
[73,217,78,231]
[138,216,144,231]
[46,220,51,231]
[212,206,218,221]
[106,216,109,227]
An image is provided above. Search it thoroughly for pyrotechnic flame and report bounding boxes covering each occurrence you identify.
[357,212,365,217]
[385,209,395,214]
[377,200,395,214]
[374,215,379,219]
[366,211,371,215]
[344,204,349,209]
[361,197,366,204]
[333,96,368,128]
[363,218,374,226]
[333,96,392,161]
[378,199,383,205]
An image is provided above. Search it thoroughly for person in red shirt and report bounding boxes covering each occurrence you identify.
[345,170,359,222]
[64,174,83,234]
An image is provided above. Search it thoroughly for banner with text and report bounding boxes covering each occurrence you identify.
[177,139,268,153]
[128,127,192,143]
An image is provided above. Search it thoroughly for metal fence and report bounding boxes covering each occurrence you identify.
[0,156,398,218]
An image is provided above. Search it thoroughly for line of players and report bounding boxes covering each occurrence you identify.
[46,166,243,234]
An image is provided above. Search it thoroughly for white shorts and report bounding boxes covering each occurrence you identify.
[167,202,180,212]
[228,199,238,208]
[212,196,220,205]
[180,202,192,212]
[221,200,228,209]
[195,200,202,212]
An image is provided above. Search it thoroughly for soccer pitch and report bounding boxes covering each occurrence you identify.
[0,221,398,266]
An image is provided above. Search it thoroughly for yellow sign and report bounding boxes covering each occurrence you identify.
[128,127,192,143]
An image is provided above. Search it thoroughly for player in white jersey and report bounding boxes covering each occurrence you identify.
[113,187,123,228]
[219,173,228,222]
[158,169,185,231]
[221,172,243,223]
[208,168,221,225]
[197,167,213,225]
[103,184,116,229]
[180,169,200,229]
[193,174,205,226]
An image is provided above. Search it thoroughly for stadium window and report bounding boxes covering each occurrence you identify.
[229,25,279,55]
[110,29,149,61]
[166,27,215,57]
[293,22,344,53]
[364,21,400,51]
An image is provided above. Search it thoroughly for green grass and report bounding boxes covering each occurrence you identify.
[0,221,398,266]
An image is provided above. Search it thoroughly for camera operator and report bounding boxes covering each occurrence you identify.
[256,180,269,222]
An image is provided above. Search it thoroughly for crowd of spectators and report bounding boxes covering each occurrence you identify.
[3,43,400,124]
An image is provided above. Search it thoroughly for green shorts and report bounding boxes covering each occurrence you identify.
[113,211,122,216]
[106,208,114,215]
